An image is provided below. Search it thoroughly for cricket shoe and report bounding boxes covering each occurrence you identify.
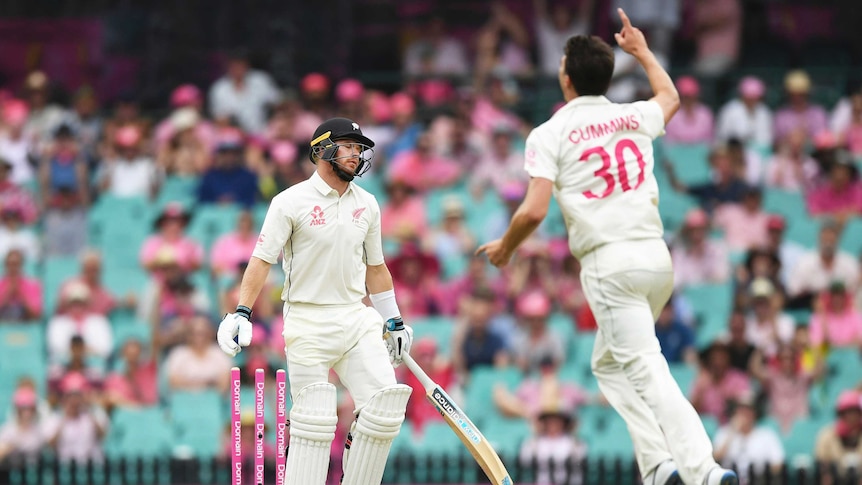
[643,460,682,485]
[703,466,739,485]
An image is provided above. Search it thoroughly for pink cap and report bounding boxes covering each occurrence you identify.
[413,337,438,356]
[3,99,29,126]
[367,91,392,123]
[13,387,37,407]
[676,76,700,97]
[766,214,786,231]
[171,84,202,107]
[516,291,552,318]
[270,141,297,165]
[215,127,245,150]
[114,125,142,147]
[389,92,415,116]
[739,76,765,99]
[336,78,364,103]
[684,208,709,228]
[836,390,862,412]
[61,371,89,394]
[415,79,452,106]
[500,181,526,201]
[301,73,330,94]
[814,131,837,150]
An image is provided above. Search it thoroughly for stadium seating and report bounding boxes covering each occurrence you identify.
[682,283,733,348]
[410,316,455,357]
[40,256,80,315]
[167,390,226,458]
[105,406,172,458]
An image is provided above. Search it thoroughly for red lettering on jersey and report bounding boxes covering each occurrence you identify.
[568,115,641,145]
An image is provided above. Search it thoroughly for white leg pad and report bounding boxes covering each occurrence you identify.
[341,384,412,485]
[285,383,338,485]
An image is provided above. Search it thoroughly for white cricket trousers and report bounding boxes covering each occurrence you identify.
[282,302,396,411]
[579,238,717,485]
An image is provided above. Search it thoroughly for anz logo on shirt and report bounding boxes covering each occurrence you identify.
[309,206,326,226]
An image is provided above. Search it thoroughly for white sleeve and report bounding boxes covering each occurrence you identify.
[251,195,292,264]
[85,316,113,359]
[631,100,666,139]
[363,197,385,266]
[524,127,559,182]
[762,429,785,464]
[47,318,72,362]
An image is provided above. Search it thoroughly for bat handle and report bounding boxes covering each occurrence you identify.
[401,352,437,391]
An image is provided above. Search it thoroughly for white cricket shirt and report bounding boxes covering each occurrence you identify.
[524,96,666,259]
[252,171,385,305]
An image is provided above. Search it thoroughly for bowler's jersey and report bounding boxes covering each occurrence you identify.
[524,96,666,259]
[252,171,385,305]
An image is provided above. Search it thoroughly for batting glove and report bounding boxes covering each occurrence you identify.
[217,306,253,357]
[383,317,413,368]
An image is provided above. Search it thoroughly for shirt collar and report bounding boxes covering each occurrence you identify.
[563,96,611,109]
[310,170,353,197]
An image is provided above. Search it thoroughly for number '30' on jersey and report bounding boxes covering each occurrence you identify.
[524,96,666,259]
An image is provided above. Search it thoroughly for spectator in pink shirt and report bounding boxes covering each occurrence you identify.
[774,70,829,142]
[665,76,714,144]
[690,341,752,423]
[58,250,121,317]
[389,240,444,319]
[388,131,461,192]
[691,0,742,77]
[440,254,507,316]
[713,186,770,252]
[380,177,428,243]
[806,152,862,221]
[809,282,862,348]
[139,203,204,273]
[670,209,730,289]
[210,210,258,279]
[753,343,820,434]
[0,249,42,321]
[164,316,231,393]
[470,122,527,195]
[764,128,820,191]
[154,84,217,154]
[103,336,159,410]
[0,157,38,224]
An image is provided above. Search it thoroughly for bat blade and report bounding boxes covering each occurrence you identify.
[403,354,513,485]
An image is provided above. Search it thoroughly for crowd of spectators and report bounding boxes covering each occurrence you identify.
[0,0,860,482]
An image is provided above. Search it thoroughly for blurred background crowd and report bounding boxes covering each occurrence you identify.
[0,0,861,484]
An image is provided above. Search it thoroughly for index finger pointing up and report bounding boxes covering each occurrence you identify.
[618,8,632,28]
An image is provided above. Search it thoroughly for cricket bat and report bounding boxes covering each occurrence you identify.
[402,353,513,485]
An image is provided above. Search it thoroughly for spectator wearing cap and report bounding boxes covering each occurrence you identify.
[423,196,476,280]
[46,281,113,365]
[654,298,697,365]
[517,396,587,485]
[0,386,46,461]
[100,93,151,157]
[440,253,507,317]
[401,337,456,433]
[806,150,862,221]
[670,209,730,289]
[713,392,785,481]
[403,16,469,77]
[210,210,259,279]
[713,186,770,253]
[752,342,821,434]
[690,341,752,423]
[58,250,123,317]
[716,77,773,149]
[103,335,159,410]
[259,140,307,199]
[745,277,794,359]
[505,240,558,312]
[335,78,365,122]
[208,50,280,134]
[533,0,594,76]
[452,286,510,375]
[140,203,203,273]
[389,240,444,319]
[380,177,428,244]
[762,215,806,288]
[733,247,785,310]
[156,107,212,177]
[470,122,527,196]
[38,123,89,208]
[809,281,862,349]
[385,92,423,161]
[42,186,87,258]
[665,144,750,214]
[0,249,42,321]
[664,76,714,145]
[787,222,859,310]
[388,130,461,192]
[164,315,231,393]
[97,124,160,199]
[764,127,820,191]
[47,335,105,406]
[511,291,565,375]
[0,155,38,224]
[155,84,216,151]
[774,70,829,142]
[64,87,103,166]
[0,202,39,261]
[815,390,862,481]
[43,371,109,464]
[21,71,68,148]
[299,72,332,119]
[197,128,258,208]
[0,99,37,185]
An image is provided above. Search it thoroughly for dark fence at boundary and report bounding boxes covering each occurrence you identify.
[0,453,860,485]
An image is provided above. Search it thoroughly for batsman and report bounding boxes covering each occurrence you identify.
[217,117,414,485]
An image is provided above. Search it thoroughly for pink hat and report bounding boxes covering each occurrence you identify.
[389,92,415,117]
[684,208,709,228]
[766,214,786,231]
[270,141,297,165]
[516,291,552,318]
[739,76,765,99]
[836,390,862,413]
[413,337,438,356]
[676,76,700,97]
[171,84,202,107]
[3,99,29,126]
[60,371,89,394]
[500,181,526,201]
[114,125,142,147]
[335,78,364,103]
[814,131,837,150]
[414,79,452,107]
[367,91,392,123]
[301,73,330,94]
[13,387,37,407]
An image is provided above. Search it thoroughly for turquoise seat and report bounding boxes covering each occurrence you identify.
[784,417,826,460]
[410,316,455,357]
[682,283,733,347]
[548,312,576,364]
[187,204,242,253]
[482,416,532,458]
[106,407,172,458]
[568,332,596,378]
[662,143,711,185]
[658,190,698,233]
[168,390,226,458]
[839,218,862,255]
[585,411,634,459]
[668,363,696,396]
[700,415,719,439]
[0,325,47,401]
[41,256,80,315]
[156,175,199,207]
[464,366,522,424]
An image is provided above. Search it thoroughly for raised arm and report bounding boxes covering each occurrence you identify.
[614,8,679,125]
